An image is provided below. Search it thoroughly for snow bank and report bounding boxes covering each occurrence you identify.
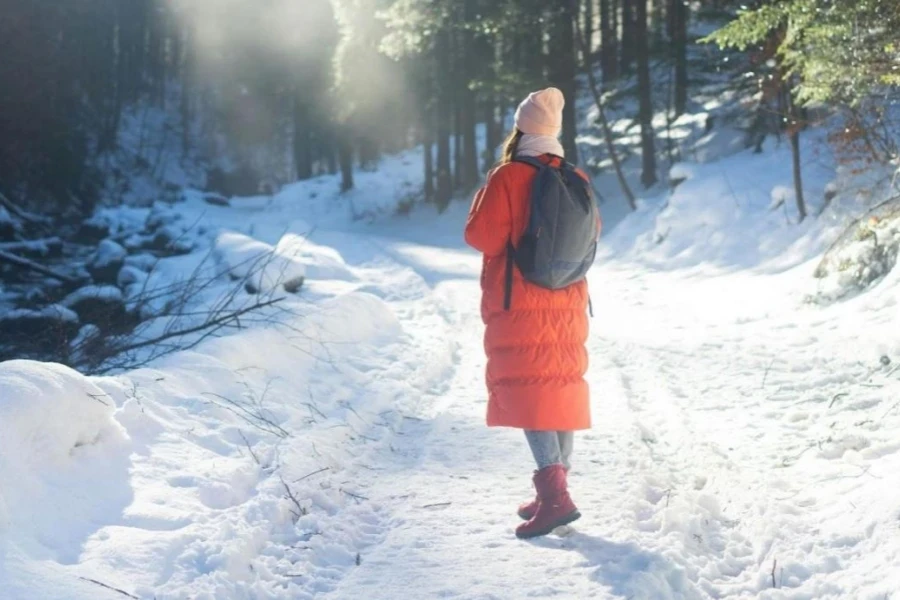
[275,233,356,282]
[62,285,125,307]
[605,134,839,274]
[0,304,78,325]
[214,231,306,293]
[669,162,698,184]
[92,239,127,268]
[0,361,129,565]
[0,361,127,471]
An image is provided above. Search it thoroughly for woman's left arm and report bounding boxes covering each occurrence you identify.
[464,168,512,257]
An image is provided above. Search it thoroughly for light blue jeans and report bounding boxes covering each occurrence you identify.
[524,430,574,470]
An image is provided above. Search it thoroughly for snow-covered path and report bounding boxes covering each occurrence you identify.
[2,186,899,599]
[309,209,900,600]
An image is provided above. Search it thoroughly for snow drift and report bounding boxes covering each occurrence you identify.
[0,360,130,564]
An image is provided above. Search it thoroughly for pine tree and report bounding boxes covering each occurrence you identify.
[635,0,658,187]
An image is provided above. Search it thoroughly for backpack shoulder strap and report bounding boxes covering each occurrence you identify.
[512,156,545,170]
[503,240,515,311]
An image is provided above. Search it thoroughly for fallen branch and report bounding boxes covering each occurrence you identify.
[771,559,778,588]
[239,430,261,465]
[0,237,62,254]
[281,476,307,520]
[294,467,330,483]
[829,392,849,409]
[0,249,79,283]
[104,297,285,361]
[341,489,369,502]
[0,191,49,224]
[422,502,452,509]
[76,576,139,599]
[762,359,776,389]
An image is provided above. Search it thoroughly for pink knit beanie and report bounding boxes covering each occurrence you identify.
[514,87,565,137]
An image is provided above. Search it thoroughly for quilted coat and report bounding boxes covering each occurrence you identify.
[464,154,599,431]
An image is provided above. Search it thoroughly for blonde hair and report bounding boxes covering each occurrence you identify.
[498,129,524,166]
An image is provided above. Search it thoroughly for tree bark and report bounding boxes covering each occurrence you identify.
[600,0,618,83]
[551,1,580,164]
[483,95,498,172]
[435,29,453,210]
[180,22,194,158]
[339,129,354,192]
[635,0,658,187]
[790,127,806,222]
[460,0,479,189]
[620,0,636,73]
[784,80,807,221]
[583,0,595,65]
[423,118,435,203]
[671,0,688,116]
[293,95,312,180]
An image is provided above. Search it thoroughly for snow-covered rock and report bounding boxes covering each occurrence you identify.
[74,215,111,244]
[117,264,149,289]
[151,223,195,255]
[669,162,698,185]
[275,233,356,282]
[62,285,129,330]
[215,231,306,294]
[0,305,80,357]
[124,252,158,272]
[145,204,180,232]
[87,239,127,284]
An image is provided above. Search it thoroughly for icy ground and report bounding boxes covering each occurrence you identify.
[2,141,900,600]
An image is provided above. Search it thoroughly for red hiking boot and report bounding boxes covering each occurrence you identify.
[517,467,568,520]
[515,464,580,539]
[517,495,539,521]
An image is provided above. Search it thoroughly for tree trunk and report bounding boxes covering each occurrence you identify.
[483,95,498,172]
[671,0,688,116]
[790,127,806,222]
[620,0,636,73]
[359,136,378,170]
[435,29,453,210]
[339,130,354,192]
[293,95,312,180]
[423,116,435,203]
[460,0,479,189]
[600,0,618,83]
[785,81,807,221]
[180,22,194,159]
[635,0,657,187]
[574,12,637,209]
[550,1,580,164]
[583,0,595,65]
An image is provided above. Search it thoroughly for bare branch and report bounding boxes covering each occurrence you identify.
[75,577,139,599]
[280,476,307,521]
[294,467,330,483]
[0,249,79,283]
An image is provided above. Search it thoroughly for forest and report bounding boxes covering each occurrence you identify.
[2,1,898,214]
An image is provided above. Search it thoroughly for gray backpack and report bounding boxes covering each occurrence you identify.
[504,156,598,313]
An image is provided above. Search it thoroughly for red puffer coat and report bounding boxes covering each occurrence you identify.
[464,154,599,431]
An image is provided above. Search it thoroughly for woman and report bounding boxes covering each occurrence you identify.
[464,87,598,539]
